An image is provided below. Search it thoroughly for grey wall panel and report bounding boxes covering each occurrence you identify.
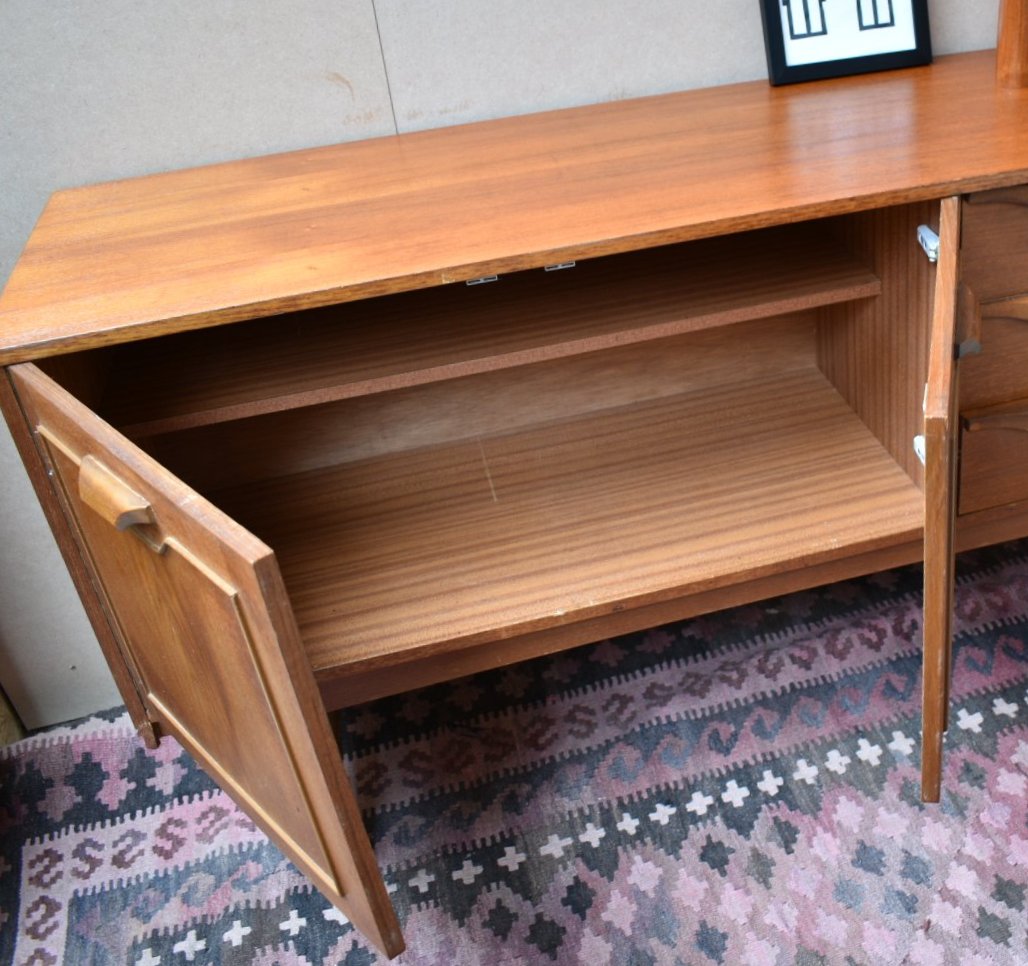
[932,2,1000,55]
[376,0,1000,134]
[377,0,768,132]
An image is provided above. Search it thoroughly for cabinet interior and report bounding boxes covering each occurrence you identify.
[38,204,936,701]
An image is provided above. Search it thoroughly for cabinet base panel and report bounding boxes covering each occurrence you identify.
[318,537,925,710]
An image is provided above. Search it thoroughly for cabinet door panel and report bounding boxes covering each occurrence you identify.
[9,363,404,959]
[921,196,961,803]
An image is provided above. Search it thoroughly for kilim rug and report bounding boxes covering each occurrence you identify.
[3,541,1028,966]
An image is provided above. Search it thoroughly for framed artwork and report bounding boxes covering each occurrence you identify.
[759,0,932,85]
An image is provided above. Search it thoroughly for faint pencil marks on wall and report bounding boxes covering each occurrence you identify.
[325,71,355,101]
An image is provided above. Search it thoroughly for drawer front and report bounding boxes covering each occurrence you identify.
[959,400,1028,514]
[962,185,1028,303]
[958,188,1028,515]
[960,314,1028,410]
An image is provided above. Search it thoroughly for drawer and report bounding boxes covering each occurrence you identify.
[959,398,1028,514]
[962,185,1028,302]
[960,313,1028,410]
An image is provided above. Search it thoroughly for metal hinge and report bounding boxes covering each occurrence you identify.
[544,261,576,272]
[917,225,940,263]
[466,275,499,286]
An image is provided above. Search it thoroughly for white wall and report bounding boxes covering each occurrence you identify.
[0,0,1001,727]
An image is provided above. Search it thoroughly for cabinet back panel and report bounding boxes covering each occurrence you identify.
[817,201,939,490]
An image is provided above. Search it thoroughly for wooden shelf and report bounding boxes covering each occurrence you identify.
[212,366,922,682]
[96,223,878,438]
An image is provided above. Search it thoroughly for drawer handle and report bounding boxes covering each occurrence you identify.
[965,411,1028,434]
[966,187,1028,208]
[981,295,1028,323]
[78,455,155,530]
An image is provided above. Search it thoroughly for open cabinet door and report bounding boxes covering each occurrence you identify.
[921,196,961,803]
[8,363,405,958]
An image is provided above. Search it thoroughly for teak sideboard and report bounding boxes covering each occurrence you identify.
[4,50,1028,957]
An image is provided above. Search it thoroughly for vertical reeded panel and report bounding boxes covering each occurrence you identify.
[817,201,940,489]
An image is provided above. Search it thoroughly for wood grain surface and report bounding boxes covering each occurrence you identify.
[998,0,1028,88]
[817,201,939,488]
[961,186,1028,303]
[317,538,927,708]
[0,368,158,746]
[3,51,1028,364]
[960,314,1028,409]
[961,399,1028,513]
[11,363,405,958]
[90,224,877,437]
[920,196,961,804]
[211,366,923,680]
[137,314,818,492]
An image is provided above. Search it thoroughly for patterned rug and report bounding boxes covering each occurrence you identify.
[3,541,1028,966]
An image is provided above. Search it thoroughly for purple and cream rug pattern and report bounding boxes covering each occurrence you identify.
[3,541,1028,965]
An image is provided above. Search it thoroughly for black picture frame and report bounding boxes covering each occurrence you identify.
[759,0,932,86]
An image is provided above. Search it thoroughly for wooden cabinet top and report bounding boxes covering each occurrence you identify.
[2,49,1028,365]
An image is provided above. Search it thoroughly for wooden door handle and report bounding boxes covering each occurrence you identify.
[78,455,155,530]
[981,295,1028,324]
[965,186,1028,207]
[965,410,1028,434]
